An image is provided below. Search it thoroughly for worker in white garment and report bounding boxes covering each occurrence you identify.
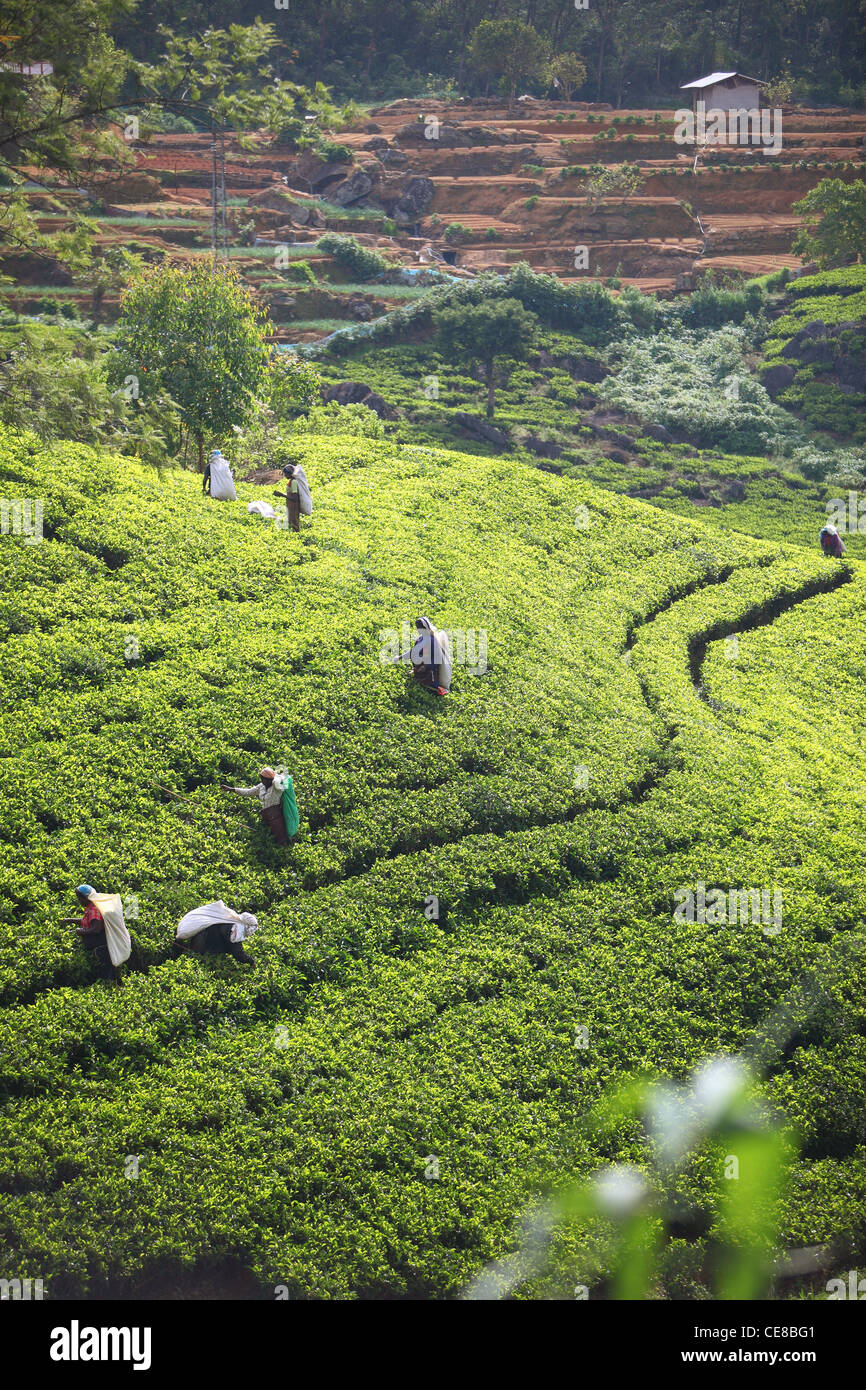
[222,766,289,845]
[203,448,238,501]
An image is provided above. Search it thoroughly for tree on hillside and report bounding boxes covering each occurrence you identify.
[435,297,538,420]
[469,20,550,113]
[0,10,354,268]
[550,52,587,102]
[792,179,866,268]
[583,162,643,211]
[114,260,272,469]
[82,245,145,323]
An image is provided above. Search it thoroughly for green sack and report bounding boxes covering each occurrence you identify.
[281,775,300,839]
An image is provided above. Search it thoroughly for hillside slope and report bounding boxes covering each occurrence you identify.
[0,430,864,1298]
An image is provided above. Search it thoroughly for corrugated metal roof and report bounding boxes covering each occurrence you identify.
[681,71,764,89]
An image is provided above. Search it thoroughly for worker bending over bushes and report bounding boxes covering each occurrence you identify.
[61,884,131,985]
[174,901,259,966]
[222,765,300,846]
[388,616,452,695]
[819,522,846,558]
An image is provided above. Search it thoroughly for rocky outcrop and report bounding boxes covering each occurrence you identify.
[392,176,434,225]
[283,152,353,192]
[759,363,796,397]
[453,412,511,449]
[323,381,400,419]
[330,166,377,206]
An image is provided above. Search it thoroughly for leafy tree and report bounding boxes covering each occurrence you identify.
[583,162,643,210]
[792,180,866,268]
[764,63,795,107]
[550,51,587,101]
[114,259,272,469]
[0,322,178,464]
[435,297,538,419]
[469,20,550,113]
[267,352,322,418]
[80,245,145,323]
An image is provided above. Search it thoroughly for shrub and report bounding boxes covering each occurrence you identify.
[288,400,385,437]
[316,232,389,280]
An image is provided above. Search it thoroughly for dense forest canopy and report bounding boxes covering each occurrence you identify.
[107,0,866,108]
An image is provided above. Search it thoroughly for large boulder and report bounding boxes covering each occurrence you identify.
[781,320,828,358]
[362,390,399,419]
[325,381,375,405]
[323,381,399,419]
[760,363,796,398]
[330,167,376,207]
[392,175,434,226]
[453,412,511,449]
[644,423,673,443]
[99,172,163,203]
[284,152,353,192]
[524,434,563,459]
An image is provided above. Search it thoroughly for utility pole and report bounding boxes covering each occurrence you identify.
[211,125,218,261]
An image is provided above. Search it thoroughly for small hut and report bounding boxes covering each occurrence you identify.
[680,71,764,115]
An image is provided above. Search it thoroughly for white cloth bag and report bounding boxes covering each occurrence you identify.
[291,464,313,516]
[176,901,259,944]
[248,500,276,519]
[209,456,237,502]
[88,892,132,966]
[176,900,240,941]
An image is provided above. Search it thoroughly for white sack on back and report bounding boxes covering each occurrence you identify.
[176,899,240,941]
[230,912,259,944]
[89,892,132,966]
[290,463,313,516]
[209,456,237,501]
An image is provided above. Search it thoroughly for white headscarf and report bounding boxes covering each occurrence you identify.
[231,912,259,944]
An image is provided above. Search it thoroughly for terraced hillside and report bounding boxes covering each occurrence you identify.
[345,99,866,292]
[1,428,864,1298]
[8,99,865,342]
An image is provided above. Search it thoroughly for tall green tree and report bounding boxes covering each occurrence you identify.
[550,51,587,102]
[435,297,538,419]
[0,9,354,268]
[469,19,550,112]
[114,259,272,469]
[792,179,866,267]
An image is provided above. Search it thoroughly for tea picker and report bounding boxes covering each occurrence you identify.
[222,766,300,846]
[203,448,238,502]
[60,884,131,985]
[818,522,845,558]
[387,616,452,696]
[173,901,259,966]
[273,463,312,532]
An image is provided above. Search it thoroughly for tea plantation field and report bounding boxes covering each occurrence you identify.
[1,428,865,1298]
